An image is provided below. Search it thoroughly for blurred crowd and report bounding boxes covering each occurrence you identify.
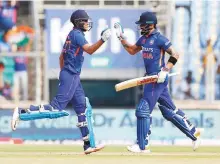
[0,0,34,101]
[174,33,220,100]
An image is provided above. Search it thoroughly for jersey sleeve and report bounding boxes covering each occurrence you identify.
[75,32,88,47]
[158,35,172,51]
[135,37,143,47]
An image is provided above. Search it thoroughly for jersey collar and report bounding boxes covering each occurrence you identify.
[145,29,158,37]
[73,27,85,35]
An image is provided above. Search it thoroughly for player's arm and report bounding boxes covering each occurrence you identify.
[120,40,142,55]
[59,53,64,69]
[82,28,111,55]
[165,46,179,70]
[157,38,179,83]
[114,22,142,55]
[82,40,104,55]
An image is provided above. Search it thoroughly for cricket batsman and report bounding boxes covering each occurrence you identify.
[114,11,202,153]
[11,9,111,154]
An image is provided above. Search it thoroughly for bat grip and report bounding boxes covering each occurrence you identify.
[168,72,180,77]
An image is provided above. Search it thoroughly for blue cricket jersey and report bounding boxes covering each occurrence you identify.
[62,28,88,74]
[136,29,172,75]
[14,57,27,71]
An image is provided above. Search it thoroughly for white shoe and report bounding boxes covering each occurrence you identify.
[192,128,203,151]
[127,144,151,153]
[84,147,96,154]
[93,144,105,152]
[11,107,20,131]
[84,144,105,154]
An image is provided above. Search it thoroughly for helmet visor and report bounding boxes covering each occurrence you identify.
[74,18,93,31]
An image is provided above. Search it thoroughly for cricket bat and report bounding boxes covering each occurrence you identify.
[115,72,179,92]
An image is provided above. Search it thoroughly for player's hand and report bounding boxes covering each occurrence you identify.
[157,68,169,83]
[101,28,111,42]
[114,22,126,40]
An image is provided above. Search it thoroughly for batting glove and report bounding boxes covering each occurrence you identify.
[157,67,169,83]
[101,28,111,42]
[114,22,126,41]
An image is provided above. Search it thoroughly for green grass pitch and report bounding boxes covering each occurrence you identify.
[0,145,220,164]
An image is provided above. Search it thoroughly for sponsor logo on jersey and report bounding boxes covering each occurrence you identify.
[142,47,153,52]
[143,52,153,59]
[149,39,154,45]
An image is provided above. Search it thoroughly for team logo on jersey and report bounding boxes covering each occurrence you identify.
[149,39,154,45]
[142,39,146,44]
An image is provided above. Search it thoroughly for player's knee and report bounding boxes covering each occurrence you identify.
[135,98,150,118]
[158,96,177,110]
[158,97,186,118]
[158,104,174,121]
[74,101,86,114]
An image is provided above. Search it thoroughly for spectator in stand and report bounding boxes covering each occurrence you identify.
[0,0,17,32]
[182,71,196,99]
[0,58,12,100]
[13,38,31,100]
[0,59,4,90]
[214,33,220,99]
[199,36,218,99]
[0,0,15,53]
[173,71,196,100]
[2,80,13,100]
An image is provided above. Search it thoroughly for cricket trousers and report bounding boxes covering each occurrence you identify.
[50,69,89,139]
[50,69,86,111]
[143,79,171,113]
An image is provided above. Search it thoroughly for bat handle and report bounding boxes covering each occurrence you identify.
[168,72,180,77]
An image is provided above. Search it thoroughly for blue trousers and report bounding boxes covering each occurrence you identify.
[50,69,85,113]
[50,69,89,140]
[142,80,197,143]
[143,80,169,113]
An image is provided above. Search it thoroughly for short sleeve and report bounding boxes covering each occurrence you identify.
[158,35,172,51]
[135,36,143,47]
[74,32,88,47]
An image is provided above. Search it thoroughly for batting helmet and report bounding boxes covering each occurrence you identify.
[135,11,157,35]
[70,10,92,31]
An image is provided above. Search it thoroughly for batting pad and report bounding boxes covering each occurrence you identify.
[85,97,96,148]
[19,110,69,121]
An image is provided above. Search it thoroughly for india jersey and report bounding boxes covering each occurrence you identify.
[62,28,88,74]
[136,29,172,75]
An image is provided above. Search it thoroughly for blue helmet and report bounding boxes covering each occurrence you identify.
[70,10,92,31]
[135,11,157,35]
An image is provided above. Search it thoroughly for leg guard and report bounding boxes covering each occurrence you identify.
[173,108,196,134]
[19,104,69,121]
[76,113,89,140]
[158,105,197,141]
[139,115,151,144]
[85,97,96,148]
[158,95,196,139]
[76,118,90,150]
[136,98,151,150]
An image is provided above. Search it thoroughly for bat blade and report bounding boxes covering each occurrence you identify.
[115,75,158,92]
[115,72,180,92]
